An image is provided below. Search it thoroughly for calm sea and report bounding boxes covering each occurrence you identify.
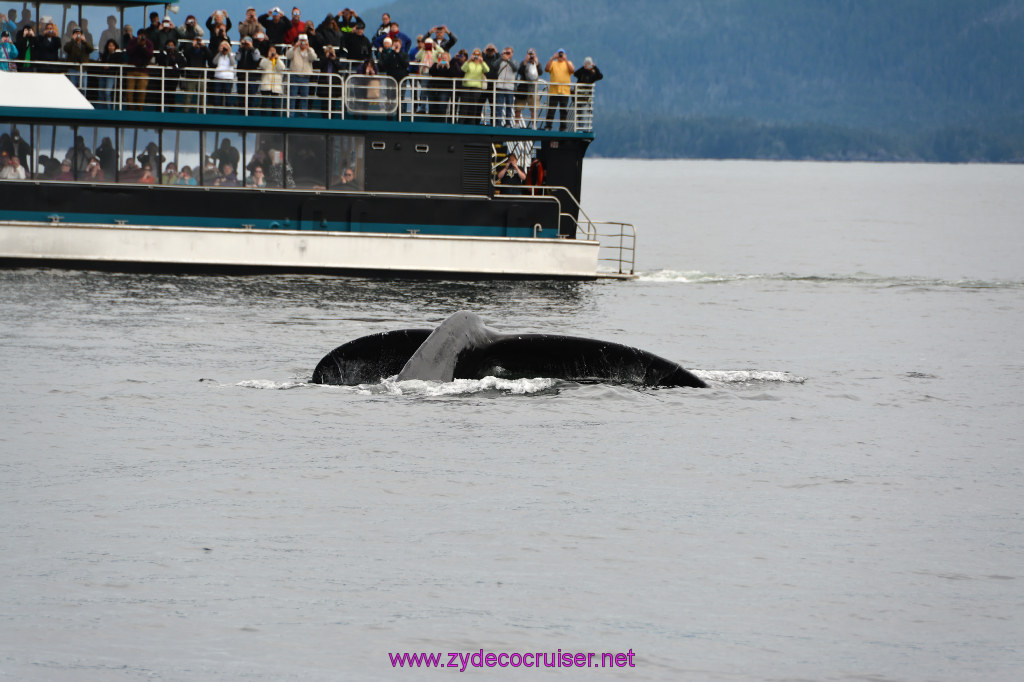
[1,160,1021,681]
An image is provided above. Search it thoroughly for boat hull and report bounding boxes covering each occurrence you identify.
[0,220,602,279]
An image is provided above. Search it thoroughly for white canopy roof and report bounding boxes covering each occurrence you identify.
[0,72,94,109]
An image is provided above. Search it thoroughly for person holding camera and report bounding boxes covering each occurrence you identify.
[421,24,456,52]
[543,48,574,130]
[496,151,526,194]
[515,48,542,128]
[14,25,35,71]
[286,33,316,116]
[181,36,212,112]
[459,47,489,124]
[0,30,18,72]
[210,37,236,108]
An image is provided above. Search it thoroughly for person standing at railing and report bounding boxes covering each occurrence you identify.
[314,44,343,118]
[543,48,574,131]
[409,37,437,116]
[14,25,35,72]
[459,48,489,125]
[573,56,602,129]
[286,33,316,117]
[343,23,372,63]
[181,36,213,113]
[379,38,409,83]
[428,51,460,121]
[0,30,17,72]
[63,26,92,87]
[157,39,187,110]
[34,22,61,73]
[515,48,542,128]
[125,29,154,111]
[258,45,286,115]
[95,39,122,109]
[236,36,262,113]
[210,38,237,108]
[494,47,518,127]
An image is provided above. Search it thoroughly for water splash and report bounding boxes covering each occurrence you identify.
[694,370,806,384]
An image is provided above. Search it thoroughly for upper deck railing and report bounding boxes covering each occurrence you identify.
[1,58,595,132]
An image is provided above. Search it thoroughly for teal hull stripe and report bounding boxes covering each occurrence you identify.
[0,106,593,140]
[5,210,559,239]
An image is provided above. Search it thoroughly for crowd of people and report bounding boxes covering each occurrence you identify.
[1,6,603,128]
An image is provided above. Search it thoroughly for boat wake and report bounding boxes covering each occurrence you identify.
[636,270,1024,289]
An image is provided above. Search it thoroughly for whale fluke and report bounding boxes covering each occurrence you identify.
[311,312,706,388]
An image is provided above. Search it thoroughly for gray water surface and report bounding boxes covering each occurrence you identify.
[1,160,1021,681]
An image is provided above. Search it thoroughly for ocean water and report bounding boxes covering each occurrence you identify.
[1,160,1021,681]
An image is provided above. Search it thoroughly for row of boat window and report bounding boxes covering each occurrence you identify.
[0,122,365,190]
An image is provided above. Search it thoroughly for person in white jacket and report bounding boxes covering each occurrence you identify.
[210,39,236,107]
[286,33,316,117]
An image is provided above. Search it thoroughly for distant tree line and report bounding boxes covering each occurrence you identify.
[590,114,1024,163]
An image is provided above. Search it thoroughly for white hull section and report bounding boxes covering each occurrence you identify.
[0,221,602,278]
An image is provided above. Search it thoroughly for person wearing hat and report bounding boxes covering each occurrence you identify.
[258,7,289,45]
[154,17,177,51]
[286,31,316,116]
[544,48,574,131]
[515,47,541,127]
[343,22,372,63]
[239,7,265,41]
[0,29,18,72]
[251,30,271,57]
[63,26,93,87]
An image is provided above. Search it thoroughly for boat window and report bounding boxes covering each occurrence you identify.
[0,123,32,178]
[75,125,117,182]
[288,133,326,189]
[202,131,244,187]
[328,135,365,191]
[80,5,120,59]
[245,132,287,188]
[32,124,75,180]
[36,5,66,43]
[162,129,201,186]
[117,127,160,184]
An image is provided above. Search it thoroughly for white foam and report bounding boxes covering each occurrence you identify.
[694,370,806,384]
[236,379,308,390]
[367,376,558,396]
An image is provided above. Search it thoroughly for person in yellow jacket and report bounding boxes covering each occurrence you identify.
[543,48,574,131]
[459,48,489,125]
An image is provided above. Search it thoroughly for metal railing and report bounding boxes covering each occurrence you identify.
[2,59,595,132]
